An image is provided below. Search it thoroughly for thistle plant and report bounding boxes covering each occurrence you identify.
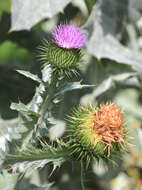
[2,24,130,190]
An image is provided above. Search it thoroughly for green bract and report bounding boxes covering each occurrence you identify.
[40,40,83,76]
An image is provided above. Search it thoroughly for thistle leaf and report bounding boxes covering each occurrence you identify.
[10,102,40,117]
[84,0,142,71]
[11,0,72,31]
[10,102,41,148]
[16,70,42,83]
[93,72,137,98]
[3,143,68,173]
[0,170,18,190]
[55,81,94,98]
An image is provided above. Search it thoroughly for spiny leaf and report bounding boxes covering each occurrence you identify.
[3,143,69,173]
[55,81,94,98]
[10,102,40,117]
[16,70,42,83]
[10,102,40,147]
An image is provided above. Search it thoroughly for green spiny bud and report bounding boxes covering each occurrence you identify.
[40,41,82,69]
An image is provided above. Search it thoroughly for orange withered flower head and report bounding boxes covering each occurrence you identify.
[93,102,125,156]
[67,102,128,166]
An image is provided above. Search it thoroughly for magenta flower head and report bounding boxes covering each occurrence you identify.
[40,24,86,76]
[52,24,86,49]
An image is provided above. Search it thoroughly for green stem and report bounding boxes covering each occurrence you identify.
[40,75,57,118]
[81,160,86,190]
[33,73,64,136]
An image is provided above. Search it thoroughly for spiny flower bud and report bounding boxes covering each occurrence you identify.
[67,102,129,166]
[39,24,86,76]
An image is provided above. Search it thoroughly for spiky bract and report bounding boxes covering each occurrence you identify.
[66,103,128,166]
[39,40,83,76]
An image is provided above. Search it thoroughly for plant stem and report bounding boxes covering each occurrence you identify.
[81,160,86,190]
[33,73,64,136]
[40,74,57,118]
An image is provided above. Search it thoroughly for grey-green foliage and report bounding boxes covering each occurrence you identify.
[0,170,53,190]
[0,118,19,142]
[0,118,19,160]
[55,82,94,98]
[7,67,52,149]
[4,141,68,173]
[16,182,52,190]
[93,72,138,98]
[10,101,40,148]
[11,0,72,31]
[2,64,94,170]
[83,0,142,71]
[16,70,42,83]
[10,0,99,31]
[84,58,140,101]
[115,89,142,120]
[0,170,18,190]
[114,88,142,168]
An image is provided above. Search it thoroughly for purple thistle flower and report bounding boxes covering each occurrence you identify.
[52,24,86,49]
